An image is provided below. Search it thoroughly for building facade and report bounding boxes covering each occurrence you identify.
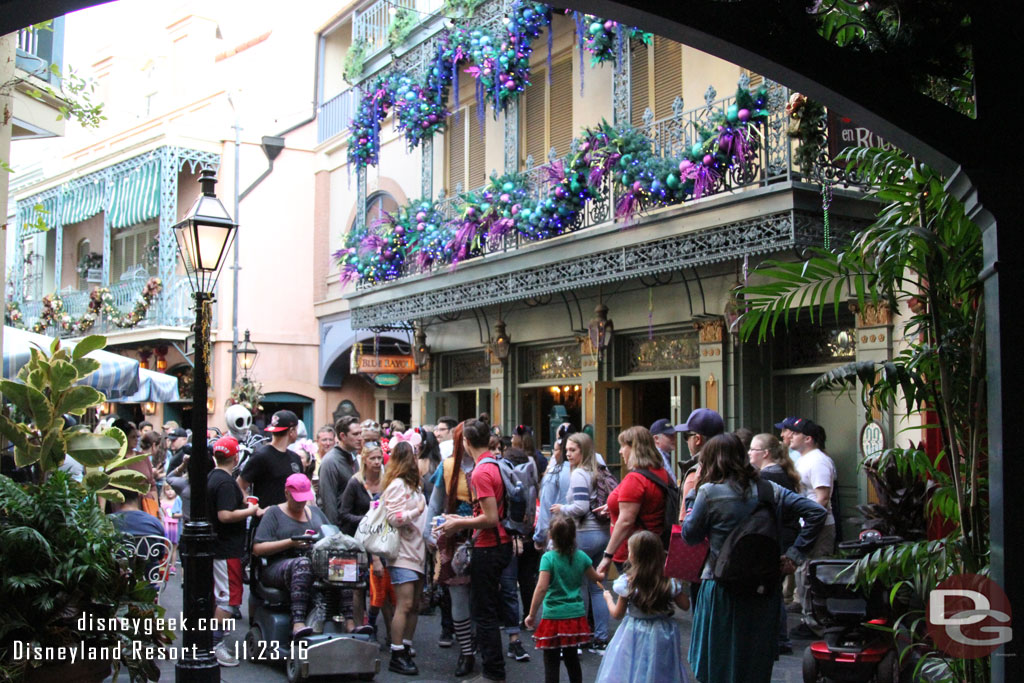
[313,0,898,536]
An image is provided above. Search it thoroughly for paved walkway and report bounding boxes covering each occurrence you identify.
[142,570,807,682]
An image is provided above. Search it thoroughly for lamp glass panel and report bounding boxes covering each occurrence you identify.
[195,224,231,271]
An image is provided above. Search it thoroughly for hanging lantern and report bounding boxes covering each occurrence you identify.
[492,320,511,363]
[588,302,614,359]
[413,327,431,368]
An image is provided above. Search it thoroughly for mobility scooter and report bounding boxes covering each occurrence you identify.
[246,525,380,682]
[802,530,903,683]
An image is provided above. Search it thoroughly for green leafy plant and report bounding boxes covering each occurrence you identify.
[342,38,368,84]
[738,145,987,681]
[0,334,149,501]
[388,8,418,51]
[0,472,173,683]
[442,0,484,19]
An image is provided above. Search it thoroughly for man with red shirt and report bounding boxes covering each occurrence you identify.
[440,419,510,683]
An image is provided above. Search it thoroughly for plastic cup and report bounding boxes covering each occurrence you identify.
[246,496,259,506]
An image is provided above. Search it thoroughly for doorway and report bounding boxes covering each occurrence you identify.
[519,384,583,449]
[631,378,672,429]
[774,374,859,540]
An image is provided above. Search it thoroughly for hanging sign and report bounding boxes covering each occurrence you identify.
[357,355,417,374]
[373,374,402,387]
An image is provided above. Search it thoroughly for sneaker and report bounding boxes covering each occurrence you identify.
[508,639,530,661]
[588,639,608,655]
[438,631,455,648]
[214,642,239,667]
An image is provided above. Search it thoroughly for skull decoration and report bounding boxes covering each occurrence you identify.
[226,403,253,440]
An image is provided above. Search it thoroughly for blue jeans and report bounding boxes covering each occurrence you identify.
[577,528,610,641]
[499,550,521,636]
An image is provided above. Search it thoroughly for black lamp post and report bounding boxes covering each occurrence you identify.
[173,168,237,683]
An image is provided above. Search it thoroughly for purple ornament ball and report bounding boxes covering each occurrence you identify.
[679,160,693,174]
[394,226,405,235]
[500,193,511,202]
[505,80,516,89]
[417,222,426,231]
[703,154,714,166]
[604,20,614,30]
[632,181,643,193]
[738,108,751,122]
[416,211,427,221]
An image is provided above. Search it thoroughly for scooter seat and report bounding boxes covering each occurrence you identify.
[253,582,290,608]
[825,597,867,620]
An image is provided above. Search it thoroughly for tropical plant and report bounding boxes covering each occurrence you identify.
[854,451,930,539]
[0,335,149,500]
[738,145,987,682]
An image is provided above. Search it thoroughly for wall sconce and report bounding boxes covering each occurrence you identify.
[412,327,430,368]
[207,397,216,414]
[100,401,114,415]
[550,386,561,395]
[588,301,614,360]
[155,345,168,372]
[143,402,157,415]
[492,320,511,363]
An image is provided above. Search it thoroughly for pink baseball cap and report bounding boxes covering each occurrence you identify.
[285,473,314,502]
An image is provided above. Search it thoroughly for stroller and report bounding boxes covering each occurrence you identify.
[802,530,902,683]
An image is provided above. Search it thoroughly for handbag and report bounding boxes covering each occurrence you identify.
[355,500,400,562]
[664,523,709,583]
[451,539,473,577]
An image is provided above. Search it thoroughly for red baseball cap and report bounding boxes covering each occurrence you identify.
[285,473,314,502]
[212,435,239,460]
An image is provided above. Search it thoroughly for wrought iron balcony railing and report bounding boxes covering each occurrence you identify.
[318,87,362,144]
[354,0,445,59]
[18,270,209,339]
[353,79,844,290]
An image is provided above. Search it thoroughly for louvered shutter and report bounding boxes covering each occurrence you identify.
[467,103,487,190]
[523,66,546,165]
[630,41,649,127]
[447,108,465,193]
[653,36,682,120]
[743,69,764,90]
[549,58,574,158]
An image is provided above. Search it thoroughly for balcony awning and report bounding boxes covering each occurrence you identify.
[62,179,105,225]
[110,368,181,404]
[3,326,141,400]
[108,158,160,229]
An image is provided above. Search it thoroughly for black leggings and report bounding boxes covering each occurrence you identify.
[543,647,581,683]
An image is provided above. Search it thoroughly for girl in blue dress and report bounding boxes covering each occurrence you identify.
[594,530,691,683]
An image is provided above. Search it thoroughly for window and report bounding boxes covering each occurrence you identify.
[77,238,92,289]
[743,68,764,90]
[360,192,399,230]
[446,103,487,193]
[111,222,159,281]
[520,56,574,165]
[630,35,683,125]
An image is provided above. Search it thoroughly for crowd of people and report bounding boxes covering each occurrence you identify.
[83,402,839,683]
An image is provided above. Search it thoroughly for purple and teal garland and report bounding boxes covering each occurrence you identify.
[340,84,770,285]
[574,13,652,67]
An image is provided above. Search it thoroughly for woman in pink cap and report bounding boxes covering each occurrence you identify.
[252,473,328,639]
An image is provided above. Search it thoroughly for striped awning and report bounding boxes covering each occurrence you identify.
[62,179,105,225]
[111,368,181,404]
[3,326,141,400]
[18,196,58,232]
[108,159,160,229]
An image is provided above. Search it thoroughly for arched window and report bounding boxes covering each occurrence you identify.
[355,192,399,231]
[77,238,92,289]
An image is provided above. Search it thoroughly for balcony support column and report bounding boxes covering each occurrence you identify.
[612,29,631,127]
[101,183,112,287]
[53,194,63,291]
[158,147,180,322]
[356,165,367,231]
[504,99,518,173]
[421,137,433,199]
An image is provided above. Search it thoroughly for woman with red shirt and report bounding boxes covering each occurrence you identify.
[596,426,671,575]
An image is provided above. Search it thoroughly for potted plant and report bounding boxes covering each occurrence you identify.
[0,335,173,682]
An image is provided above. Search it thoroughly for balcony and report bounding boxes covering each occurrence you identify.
[17,269,204,340]
[15,18,64,86]
[354,0,445,60]
[354,80,869,292]
[317,86,361,144]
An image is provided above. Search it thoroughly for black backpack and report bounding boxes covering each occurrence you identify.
[711,479,781,596]
[632,469,681,550]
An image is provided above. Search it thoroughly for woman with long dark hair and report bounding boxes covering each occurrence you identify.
[683,433,827,683]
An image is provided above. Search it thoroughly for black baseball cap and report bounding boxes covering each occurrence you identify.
[265,410,299,433]
[168,427,189,439]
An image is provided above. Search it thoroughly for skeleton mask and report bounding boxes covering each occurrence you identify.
[226,404,253,440]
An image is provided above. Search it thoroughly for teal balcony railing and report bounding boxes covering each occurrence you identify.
[16,16,64,87]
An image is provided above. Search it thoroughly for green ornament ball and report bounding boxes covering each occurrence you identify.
[727,104,739,124]
[691,142,703,158]
[666,173,680,189]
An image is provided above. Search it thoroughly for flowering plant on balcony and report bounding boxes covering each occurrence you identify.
[76,251,103,280]
[4,300,23,327]
[230,378,264,413]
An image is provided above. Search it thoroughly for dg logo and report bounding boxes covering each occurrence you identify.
[928,573,1013,658]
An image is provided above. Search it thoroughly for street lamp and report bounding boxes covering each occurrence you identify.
[492,320,511,363]
[172,168,237,683]
[412,327,430,369]
[236,328,258,380]
[588,302,614,360]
